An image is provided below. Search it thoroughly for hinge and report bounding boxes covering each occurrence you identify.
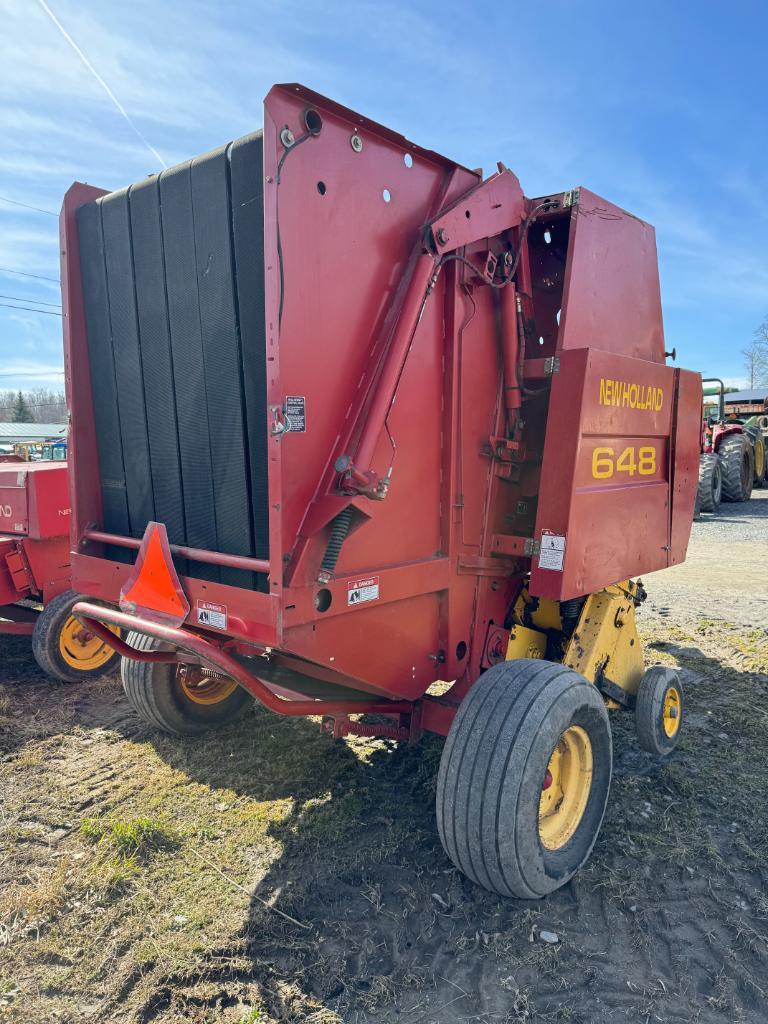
[543,356,560,376]
[562,187,580,209]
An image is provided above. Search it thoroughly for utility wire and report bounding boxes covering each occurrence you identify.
[0,196,56,217]
[0,303,62,317]
[36,0,167,170]
[0,371,64,379]
[0,294,61,308]
[0,268,59,284]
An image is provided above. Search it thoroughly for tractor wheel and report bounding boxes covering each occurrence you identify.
[32,590,121,683]
[753,434,766,488]
[635,666,683,756]
[121,632,250,736]
[436,659,612,899]
[697,453,722,513]
[719,434,754,502]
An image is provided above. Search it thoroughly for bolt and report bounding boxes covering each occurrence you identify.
[436,227,449,246]
[350,134,363,152]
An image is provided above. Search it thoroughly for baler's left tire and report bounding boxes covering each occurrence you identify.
[32,590,121,683]
[121,631,250,736]
[436,659,612,899]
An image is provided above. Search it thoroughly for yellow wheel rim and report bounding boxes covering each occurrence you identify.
[59,615,119,671]
[663,686,682,738]
[538,725,593,851]
[178,667,237,706]
[756,439,766,480]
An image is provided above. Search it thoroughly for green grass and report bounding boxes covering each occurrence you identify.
[80,815,181,858]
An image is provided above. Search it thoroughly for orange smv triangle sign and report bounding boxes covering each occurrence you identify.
[119,522,190,626]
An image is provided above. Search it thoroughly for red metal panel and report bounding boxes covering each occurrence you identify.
[668,369,702,565]
[24,464,70,540]
[20,536,70,601]
[558,190,665,363]
[531,348,679,600]
[60,183,109,554]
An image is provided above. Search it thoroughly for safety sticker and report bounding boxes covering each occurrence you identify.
[196,600,228,630]
[285,396,306,432]
[348,576,380,606]
[538,531,566,572]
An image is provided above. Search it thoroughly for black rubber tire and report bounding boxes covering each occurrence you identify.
[635,666,683,756]
[719,433,754,502]
[121,631,250,736]
[697,453,722,513]
[31,590,121,683]
[436,659,612,899]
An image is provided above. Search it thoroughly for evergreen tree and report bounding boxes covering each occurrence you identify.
[11,391,34,423]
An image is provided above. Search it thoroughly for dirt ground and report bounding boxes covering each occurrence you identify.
[2,494,768,1024]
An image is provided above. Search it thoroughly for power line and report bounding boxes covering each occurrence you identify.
[0,303,62,317]
[36,0,167,170]
[0,196,56,217]
[0,371,64,378]
[0,268,59,284]
[0,294,61,308]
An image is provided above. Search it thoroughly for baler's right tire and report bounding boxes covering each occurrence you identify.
[635,666,683,756]
[719,434,754,502]
[121,632,250,736]
[697,454,722,513]
[436,659,612,900]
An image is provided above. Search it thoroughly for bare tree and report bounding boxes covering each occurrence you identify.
[743,318,768,388]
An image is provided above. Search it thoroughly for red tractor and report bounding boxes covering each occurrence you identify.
[698,378,764,513]
[59,84,700,898]
[0,459,119,681]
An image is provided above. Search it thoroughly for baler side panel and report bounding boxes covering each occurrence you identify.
[531,348,675,600]
[558,190,665,364]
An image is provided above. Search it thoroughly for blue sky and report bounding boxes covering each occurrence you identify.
[1,0,766,390]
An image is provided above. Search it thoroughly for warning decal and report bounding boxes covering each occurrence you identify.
[347,576,380,606]
[285,396,306,432]
[538,531,566,572]
[196,600,228,630]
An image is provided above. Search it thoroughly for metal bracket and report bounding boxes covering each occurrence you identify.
[562,188,581,209]
[525,538,541,557]
[597,673,636,709]
[543,356,560,376]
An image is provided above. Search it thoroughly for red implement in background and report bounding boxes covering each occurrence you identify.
[0,462,70,624]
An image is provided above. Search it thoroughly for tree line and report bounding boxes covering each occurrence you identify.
[0,389,67,424]
[743,316,768,388]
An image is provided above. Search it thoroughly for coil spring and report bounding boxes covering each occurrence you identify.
[560,597,586,638]
[318,506,353,580]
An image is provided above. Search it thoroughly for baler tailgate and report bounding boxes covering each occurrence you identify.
[531,348,698,600]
